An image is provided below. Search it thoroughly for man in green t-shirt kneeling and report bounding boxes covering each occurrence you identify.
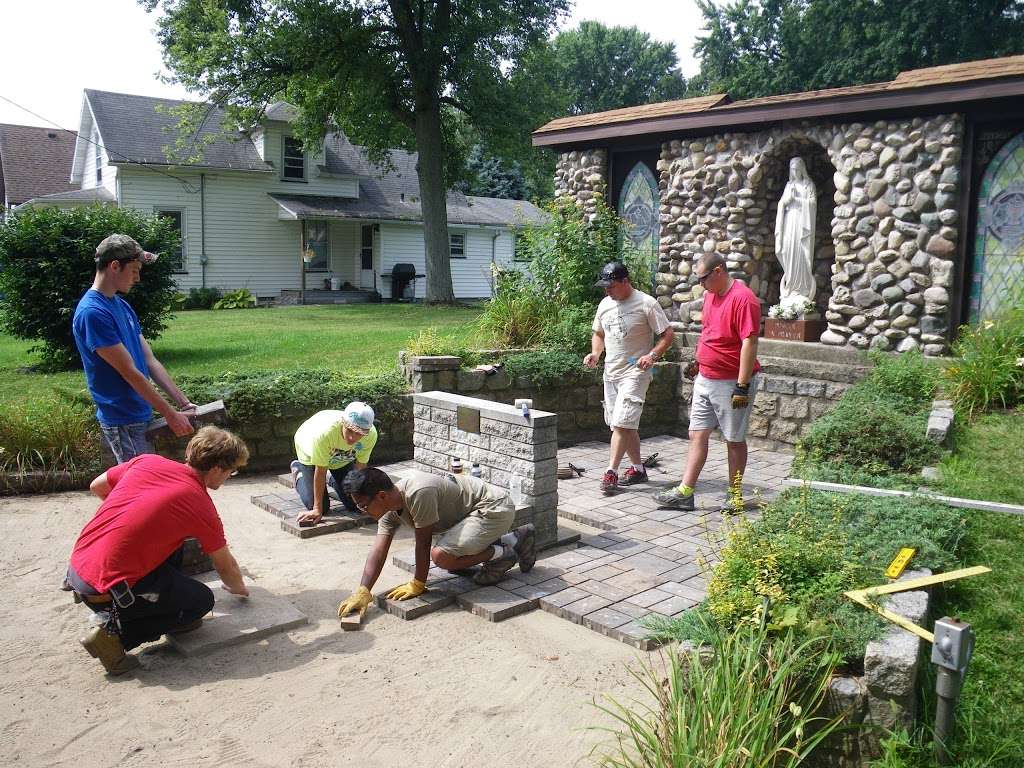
[335,467,537,618]
[291,402,377,525]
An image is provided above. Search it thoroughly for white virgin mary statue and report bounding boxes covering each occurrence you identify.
[774,157,817,303]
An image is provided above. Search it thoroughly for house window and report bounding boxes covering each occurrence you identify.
[283,136,305,181]
[513,233,529,262]
[302,220,329,271]
[449,232,466,259]
[156,209,186,273]
[94,135,102,184]
[361,225,373,270]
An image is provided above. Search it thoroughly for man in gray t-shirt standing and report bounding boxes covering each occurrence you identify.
[334,468,537,621]
[584,262,674,494]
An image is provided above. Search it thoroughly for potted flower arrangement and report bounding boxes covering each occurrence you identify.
[764,295,826,341]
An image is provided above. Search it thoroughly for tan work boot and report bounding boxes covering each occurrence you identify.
[80,626,140,675]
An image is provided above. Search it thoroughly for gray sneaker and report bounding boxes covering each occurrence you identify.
[654,486,696,511]
[720,494,745,515]
[512,524,537,573]
[474,547,519,586]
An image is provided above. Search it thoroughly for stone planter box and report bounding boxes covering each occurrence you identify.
[764,318,827,342]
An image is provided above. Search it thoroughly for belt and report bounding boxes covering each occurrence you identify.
[80,592,112,605]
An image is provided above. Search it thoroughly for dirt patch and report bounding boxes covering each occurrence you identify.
[0,474,650,767]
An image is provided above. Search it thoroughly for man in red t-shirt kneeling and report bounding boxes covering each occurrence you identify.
[656,253,762,513]
[65,426,250,675]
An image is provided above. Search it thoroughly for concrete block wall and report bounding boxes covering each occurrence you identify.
[412,391,559,548]
[402,354,681,446]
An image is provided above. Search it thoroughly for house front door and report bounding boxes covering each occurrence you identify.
[360,225,375,290]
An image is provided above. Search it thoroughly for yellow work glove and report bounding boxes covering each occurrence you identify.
[684,360,700,380]
[337,586,373,618]
[385,579,427,601]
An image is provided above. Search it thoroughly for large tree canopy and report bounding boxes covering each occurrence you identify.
[551,21,690,115]
[694,0,1024,100]
[144,0,568,302]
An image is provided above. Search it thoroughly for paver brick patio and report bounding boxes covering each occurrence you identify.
[357,436,791,649]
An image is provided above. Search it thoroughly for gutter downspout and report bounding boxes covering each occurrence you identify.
[491,230,499,297]
[200,173,208,289]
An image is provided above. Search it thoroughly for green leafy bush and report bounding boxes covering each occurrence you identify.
[503,349,596,384]
[696,490,964,662]
[475,269,547,348]
[176,368,407,424]
[865,348,940,408]
[183,287,222,310]
[0,205,179,369]
[593,622,842,768]
[538,304,595,355]
[945,304,1024,419]
[0,396,101,474]
[797,350,940,480]
[798,390,939,476]
[213,288,256,310]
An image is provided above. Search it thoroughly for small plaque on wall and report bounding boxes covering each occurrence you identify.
[456,406,481,433]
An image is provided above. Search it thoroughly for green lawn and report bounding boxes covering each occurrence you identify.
[938,410,1024,505]
[0,303,481,404]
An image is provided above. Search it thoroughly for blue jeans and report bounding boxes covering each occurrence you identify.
[294,461,358,514]
[99,421,153,464]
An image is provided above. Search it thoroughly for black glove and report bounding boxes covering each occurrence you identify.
[731,382,751,409]
[684,360,699,380]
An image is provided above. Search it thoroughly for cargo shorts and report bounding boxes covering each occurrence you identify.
[434,496,516,557]
[688,373,762,442]
[603,372,653,430]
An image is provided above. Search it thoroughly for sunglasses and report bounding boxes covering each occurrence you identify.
[696,267,719,285]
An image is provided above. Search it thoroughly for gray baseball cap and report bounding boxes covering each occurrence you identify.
[95,234,158,266]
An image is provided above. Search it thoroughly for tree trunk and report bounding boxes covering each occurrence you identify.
[414,104,455,303]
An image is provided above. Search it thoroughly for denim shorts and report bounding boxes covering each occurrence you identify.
[99,421,153,464]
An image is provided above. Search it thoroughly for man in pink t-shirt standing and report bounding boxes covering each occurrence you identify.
[656,253,762,512]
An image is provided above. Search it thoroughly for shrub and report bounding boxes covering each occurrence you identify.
[213,288,256,310]
[865,348,940,408]
[592,623,843,768]
[538,304,595,356]
[475,269,548,348]
[176,368,407,424]
[183,287,222,310]
[798,390,939,476]
[0,205,180,369]
[0,396,101,474]
[694,489,964,663]
[503,349,596,385]
[945,304,1024,419]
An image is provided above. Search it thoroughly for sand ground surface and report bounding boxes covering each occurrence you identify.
[1,474,653,768]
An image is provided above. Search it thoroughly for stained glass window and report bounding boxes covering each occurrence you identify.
[972,132,1024,322]
[619,162,659,283]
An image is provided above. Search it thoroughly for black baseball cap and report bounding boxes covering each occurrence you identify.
[595,261,629,287]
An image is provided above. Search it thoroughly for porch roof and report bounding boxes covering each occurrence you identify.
[269,192,545,228]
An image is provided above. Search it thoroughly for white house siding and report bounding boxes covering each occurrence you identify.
[118,167,303,297]
[261,126,359,197]
[379,224,509,300]
[327,221,360,286]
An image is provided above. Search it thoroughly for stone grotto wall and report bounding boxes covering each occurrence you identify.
[559,115,965,355]
[554,148,608,221]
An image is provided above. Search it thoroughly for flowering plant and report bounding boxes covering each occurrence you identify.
[768,295,816,320]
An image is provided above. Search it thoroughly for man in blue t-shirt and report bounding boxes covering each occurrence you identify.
[73,234,195,462]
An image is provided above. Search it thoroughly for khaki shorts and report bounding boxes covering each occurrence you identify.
[434,496,515,557]
[688,373,761,442]
[603,373,652,430]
